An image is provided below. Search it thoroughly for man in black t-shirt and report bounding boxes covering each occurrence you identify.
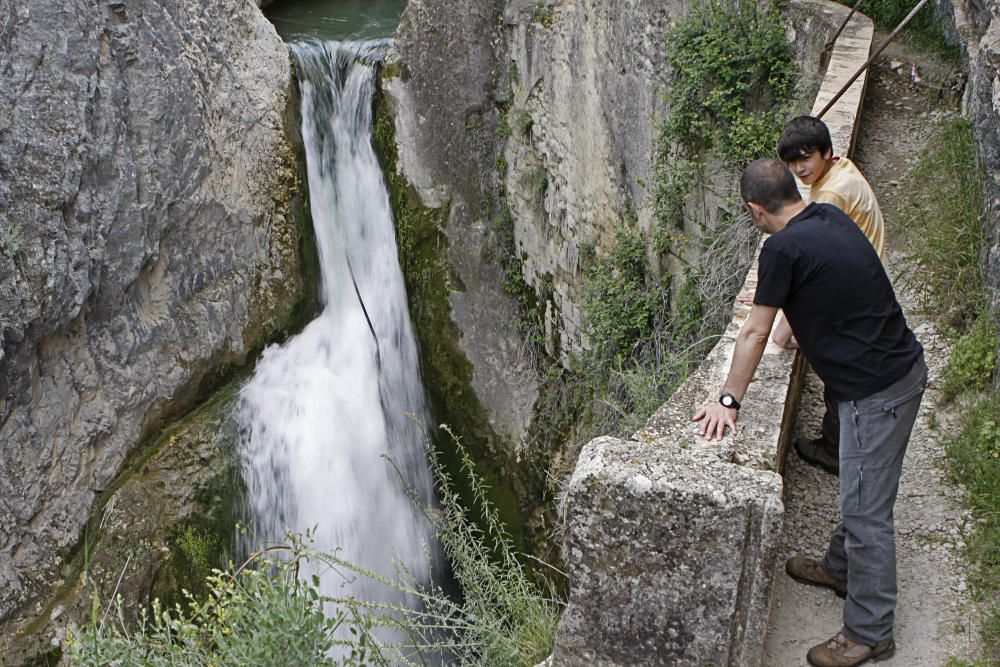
[693,160,926,667]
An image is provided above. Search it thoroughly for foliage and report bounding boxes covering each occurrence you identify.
[0,220,25,258]
[531,2,554,28]
[583,228,661,362]
[496,108,512,140]
[661,0,794,162]
[66,427,562,667]
[520,166,548,207]
[899,117,986,332]
[576,207,758,439]
[832,0,958,57]
[510,108,533,138]
[942,314,997,400]
[66,545,357,666]
[418,425,562,664]
[945,391,1000,662]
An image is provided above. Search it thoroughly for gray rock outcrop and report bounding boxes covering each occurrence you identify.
[0,0,306,621]
[940,0,1000,374]
[949,0,1000,376]
[502,0,680,358]
[385,0,690,457]
[386,0,539,448]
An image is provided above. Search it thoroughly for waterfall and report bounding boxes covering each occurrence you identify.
[237,39,437,615]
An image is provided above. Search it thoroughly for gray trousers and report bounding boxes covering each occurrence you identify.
[821,354,927,646]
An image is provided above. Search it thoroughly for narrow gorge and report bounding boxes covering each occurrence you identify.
[1,0,998,664]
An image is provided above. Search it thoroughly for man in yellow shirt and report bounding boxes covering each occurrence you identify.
[775,115,887,477]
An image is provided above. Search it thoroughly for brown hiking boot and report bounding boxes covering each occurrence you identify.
[786,556,847,598]
[807,632,895,667]
[795,436,840,476]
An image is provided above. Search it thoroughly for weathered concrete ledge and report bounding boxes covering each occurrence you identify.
[551,2,873,664]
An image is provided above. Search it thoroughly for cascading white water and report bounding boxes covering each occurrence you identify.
[237,39,437,611]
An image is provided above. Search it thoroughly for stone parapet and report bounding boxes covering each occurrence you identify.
[551,2,873,664]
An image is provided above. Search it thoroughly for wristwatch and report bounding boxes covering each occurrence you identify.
[719,393,741,410]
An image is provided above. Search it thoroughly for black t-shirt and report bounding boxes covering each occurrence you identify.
[754,202,922,401]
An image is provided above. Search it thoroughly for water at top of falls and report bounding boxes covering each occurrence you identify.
[266,0,407,43]
[237,39,438,613]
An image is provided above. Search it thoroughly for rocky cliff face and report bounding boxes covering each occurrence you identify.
[0,0,307,621]
[386,0,539,449]
[385,0,694,443]
[503,0,683,358]
[951,0,1000,372]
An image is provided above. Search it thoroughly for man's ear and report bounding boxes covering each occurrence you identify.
[747,201,766,218]
[822,147,834,160]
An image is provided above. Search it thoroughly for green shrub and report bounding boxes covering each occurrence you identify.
[659,0,794,162]
[942,314,998,400]
[66,549,351,666]
[945,392,1000,661]
[583,227,661,362]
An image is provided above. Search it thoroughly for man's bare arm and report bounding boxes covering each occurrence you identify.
[772,314,798,349]
[692,304,779,439]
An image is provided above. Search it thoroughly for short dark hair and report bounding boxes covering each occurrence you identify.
[740,159,802,212]
[777,116,833,162]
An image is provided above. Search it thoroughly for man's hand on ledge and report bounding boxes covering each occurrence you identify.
[692,403,738,441]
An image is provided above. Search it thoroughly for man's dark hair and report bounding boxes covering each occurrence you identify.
[777,115,833,162]
[741,159,802,212]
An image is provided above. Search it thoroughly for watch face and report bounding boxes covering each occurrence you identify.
[722,395,733,407]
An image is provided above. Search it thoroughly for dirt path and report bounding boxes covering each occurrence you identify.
[762,39,981,665]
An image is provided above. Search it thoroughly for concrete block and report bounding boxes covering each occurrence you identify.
[553,436,783,666]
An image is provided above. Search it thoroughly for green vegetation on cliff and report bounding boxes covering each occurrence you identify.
[832,0,958,56]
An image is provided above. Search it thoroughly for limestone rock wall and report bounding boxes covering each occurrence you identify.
[503,0,682,357]
[386,0,693,442]
[386,0,539,448]
[0,0,307,621]
[949,0,1000,376]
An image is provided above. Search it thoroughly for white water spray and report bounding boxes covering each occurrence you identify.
[237,40,436,608]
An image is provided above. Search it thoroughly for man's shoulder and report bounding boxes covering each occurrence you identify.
[816,158,876,197]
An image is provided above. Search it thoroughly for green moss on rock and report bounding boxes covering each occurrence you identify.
[371,72,528,553]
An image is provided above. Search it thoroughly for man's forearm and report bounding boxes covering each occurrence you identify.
[722,326,770,401]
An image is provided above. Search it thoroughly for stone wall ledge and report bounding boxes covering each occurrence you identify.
[551,1,874,664]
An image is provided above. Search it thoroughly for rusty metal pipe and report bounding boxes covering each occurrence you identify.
[817,0,932,119]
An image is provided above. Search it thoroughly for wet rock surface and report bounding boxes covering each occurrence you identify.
[0,0,307,622]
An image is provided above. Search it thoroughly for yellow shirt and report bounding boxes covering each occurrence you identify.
[809,157,885,258]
